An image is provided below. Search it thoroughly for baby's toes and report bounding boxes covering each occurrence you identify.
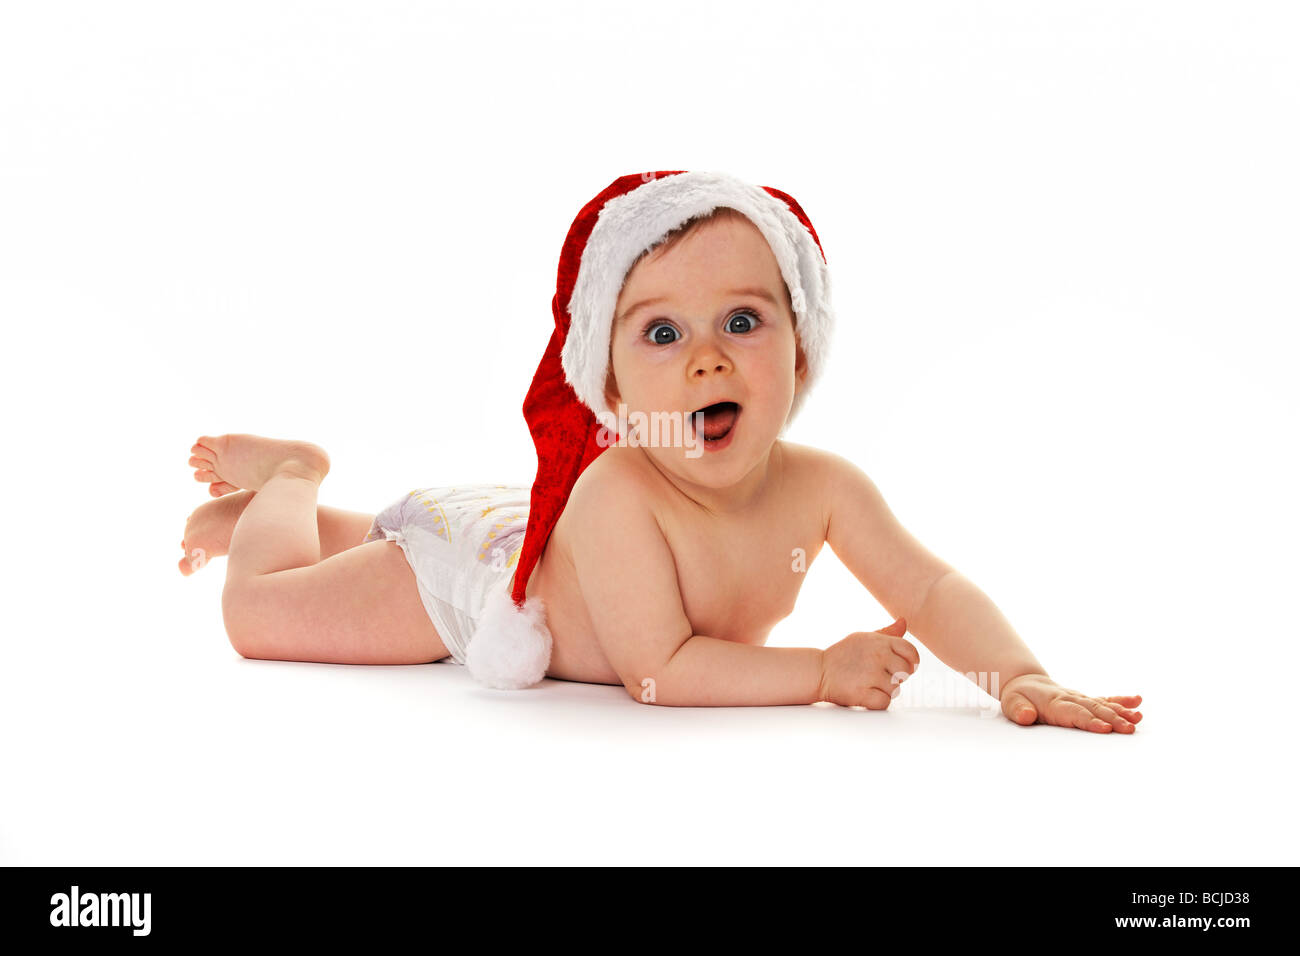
[194,435,226,460]
[192,437,225,468]
[178,538,203,575]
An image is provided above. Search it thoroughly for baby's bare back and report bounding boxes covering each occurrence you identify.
[525,441,831,685]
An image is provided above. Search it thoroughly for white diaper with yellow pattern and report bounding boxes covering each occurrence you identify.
[364,485,529,666]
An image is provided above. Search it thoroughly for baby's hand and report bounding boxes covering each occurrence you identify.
[1000,673,1143,733]
[818,618,919,709]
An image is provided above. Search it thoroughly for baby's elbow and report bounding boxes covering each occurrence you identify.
[615,636,692,705]
[622,638,694,705]
[625,675,660,704]
[621,658,674,704]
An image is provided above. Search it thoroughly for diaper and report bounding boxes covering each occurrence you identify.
[365,485,530,665]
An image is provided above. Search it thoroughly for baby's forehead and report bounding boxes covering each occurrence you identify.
[617,261,792,317]
[624,219,786,290]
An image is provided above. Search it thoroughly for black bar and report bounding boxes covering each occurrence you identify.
[0,865,1284,943]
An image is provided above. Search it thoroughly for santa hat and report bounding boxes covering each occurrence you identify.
[463,169,835,689]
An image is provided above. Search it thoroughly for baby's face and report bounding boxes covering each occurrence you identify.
[606,213,807,482]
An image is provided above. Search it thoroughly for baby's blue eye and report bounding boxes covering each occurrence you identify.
[646,323,679,345]
[727,310,759,334]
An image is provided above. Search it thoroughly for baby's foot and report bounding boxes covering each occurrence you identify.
[187,433,331,495]
[178,489,255,576]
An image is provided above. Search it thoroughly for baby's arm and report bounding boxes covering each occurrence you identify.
[567,464,822,706]
[821,450,1044,682]
[822,451,1141,731]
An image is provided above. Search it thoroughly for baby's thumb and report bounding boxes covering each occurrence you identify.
[879,617,907,635]
[1003,691,1037,725]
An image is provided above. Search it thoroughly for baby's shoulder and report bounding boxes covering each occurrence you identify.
[777,439,851,489]
[565,444,658,518]
[573,442,651,488]
[557,446,669,570]
[774,440,861,531]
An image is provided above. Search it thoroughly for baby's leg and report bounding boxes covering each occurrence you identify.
[198,434,450,665]
[319,506,378,558]
[179,491,375,575]
[224,537,452,665]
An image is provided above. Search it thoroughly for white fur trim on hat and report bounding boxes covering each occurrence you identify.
[561,169,834,428]
[463,585,553,689]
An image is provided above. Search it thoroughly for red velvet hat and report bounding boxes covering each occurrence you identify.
[463,170,834,689]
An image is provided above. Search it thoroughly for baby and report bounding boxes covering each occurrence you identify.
[180,170,1142,733]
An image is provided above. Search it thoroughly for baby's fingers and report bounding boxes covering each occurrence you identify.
[885,652,915,679]
[1105,695,1143,708]
[1046,698,1113,733]
[1081,697,1135,733]
[1103,700,1143,723]
[1101,695,1144,725]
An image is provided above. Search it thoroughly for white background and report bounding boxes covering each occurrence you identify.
[1,0,1295,865]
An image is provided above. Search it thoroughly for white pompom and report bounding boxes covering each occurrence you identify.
[464,586,553,690]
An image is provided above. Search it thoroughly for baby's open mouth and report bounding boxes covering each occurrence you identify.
[691,401,741,442]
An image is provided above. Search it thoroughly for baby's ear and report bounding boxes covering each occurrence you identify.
[794,338,809,390]
[603,368,622,415]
